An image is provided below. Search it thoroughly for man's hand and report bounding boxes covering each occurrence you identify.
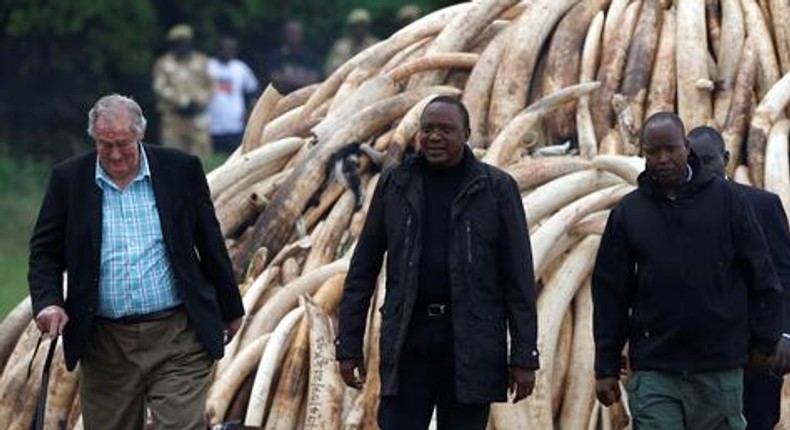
[748,348,776,373]
[223,317,243,344]
[595,377,621,406]
[509,366,536,403]
[772,336,790,375]
[35,305,68,339]
[339,357,366,389]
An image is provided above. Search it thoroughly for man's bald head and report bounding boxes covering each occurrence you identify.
[641,112,685,143]
[688,126,729,177]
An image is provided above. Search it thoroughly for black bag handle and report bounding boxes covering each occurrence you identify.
[28,335,58,430]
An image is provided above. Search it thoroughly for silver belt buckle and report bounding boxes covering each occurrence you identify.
[426,304,446,317]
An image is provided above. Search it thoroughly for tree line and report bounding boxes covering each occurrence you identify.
[0,0,455,162]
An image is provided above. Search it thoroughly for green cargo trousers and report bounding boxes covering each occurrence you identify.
[626,369,747,430]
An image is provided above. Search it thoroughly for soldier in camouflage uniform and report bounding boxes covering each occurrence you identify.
[325,9,380,74]
[152,24,214,158]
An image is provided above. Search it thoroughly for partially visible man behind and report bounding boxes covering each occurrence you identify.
[592,112,784,430]
[688,126,790,430]
[325,8,380,74]
[153,24,214,158]
[263,20,323,95]
[28,94,244,430]
[207,35,259,154]
[336,97,539,430]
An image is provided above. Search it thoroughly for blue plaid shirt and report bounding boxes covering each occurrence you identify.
[94,146,181,318]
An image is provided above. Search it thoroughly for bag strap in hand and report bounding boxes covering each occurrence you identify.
[28,335,58,430]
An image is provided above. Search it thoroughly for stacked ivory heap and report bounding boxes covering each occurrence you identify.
[3,0,790,428]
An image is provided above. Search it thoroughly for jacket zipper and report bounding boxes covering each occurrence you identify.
[405,215,412,245]
[405,215,413,268]
[466,220,473,264]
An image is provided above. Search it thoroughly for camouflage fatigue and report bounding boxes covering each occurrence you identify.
[152,52,214,158]
[325,35,379,74]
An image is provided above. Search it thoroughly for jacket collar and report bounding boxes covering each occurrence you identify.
[637,153,715,199]
[393,145,485,186]
[391,146,488,218]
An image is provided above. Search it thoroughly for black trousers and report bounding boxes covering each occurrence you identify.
[743,369,783,430]
[378,314,489,430]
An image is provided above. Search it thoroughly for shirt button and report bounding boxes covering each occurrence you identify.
[644,331,651,338]
[87,306,95,313]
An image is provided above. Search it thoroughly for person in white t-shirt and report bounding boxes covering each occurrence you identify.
[207,36,259,154]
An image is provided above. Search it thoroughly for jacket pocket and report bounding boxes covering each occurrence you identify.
[464,219,505,320]
[378,304,402,360]
[717,371,743,412]
[724,416,747,430]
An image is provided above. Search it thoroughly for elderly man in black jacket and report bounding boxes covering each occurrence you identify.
[29,94,244,430]
[593,112,784,430]
[335,96,539,430]
[688,126,790,430]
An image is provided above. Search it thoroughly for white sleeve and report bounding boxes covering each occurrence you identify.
[242,63,259,93]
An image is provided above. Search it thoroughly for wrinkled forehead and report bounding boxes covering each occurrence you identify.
[94,114,136,140]
[421,102,464,126]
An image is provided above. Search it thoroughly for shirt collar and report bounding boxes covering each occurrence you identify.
[95,143,150,190]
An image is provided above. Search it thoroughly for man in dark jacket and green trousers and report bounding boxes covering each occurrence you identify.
[592,112,784,430]
[335,96,540,430]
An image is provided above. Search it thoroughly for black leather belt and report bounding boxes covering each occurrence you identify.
[96,305,183,325]
[425,303,449,317]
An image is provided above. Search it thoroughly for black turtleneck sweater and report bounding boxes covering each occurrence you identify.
[416,155,467,311]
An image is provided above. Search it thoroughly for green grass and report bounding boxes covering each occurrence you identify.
[201,152,229,173]
[0,150,48,318]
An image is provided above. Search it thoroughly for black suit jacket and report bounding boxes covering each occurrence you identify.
[735,183,790,334]
[28,144,244,370]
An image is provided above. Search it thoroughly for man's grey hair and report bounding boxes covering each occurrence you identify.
[87,94,147,138]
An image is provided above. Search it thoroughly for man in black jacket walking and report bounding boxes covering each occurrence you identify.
[688,126,790,430]
[335,97,539,430]
[28,94,244,429]
[592,112,784,429]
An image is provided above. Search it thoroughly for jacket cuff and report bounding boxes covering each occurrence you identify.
[31,290,64,317]
[595,352,622,379]
[509,347,540,370]
[595,368,621,380]
[335,336,363,360]
[220,298,245,322]
[752,336,779,356]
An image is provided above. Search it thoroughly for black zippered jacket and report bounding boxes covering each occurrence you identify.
[733,183,790,334]
[593,158,784,378]
[336,147,539,403]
